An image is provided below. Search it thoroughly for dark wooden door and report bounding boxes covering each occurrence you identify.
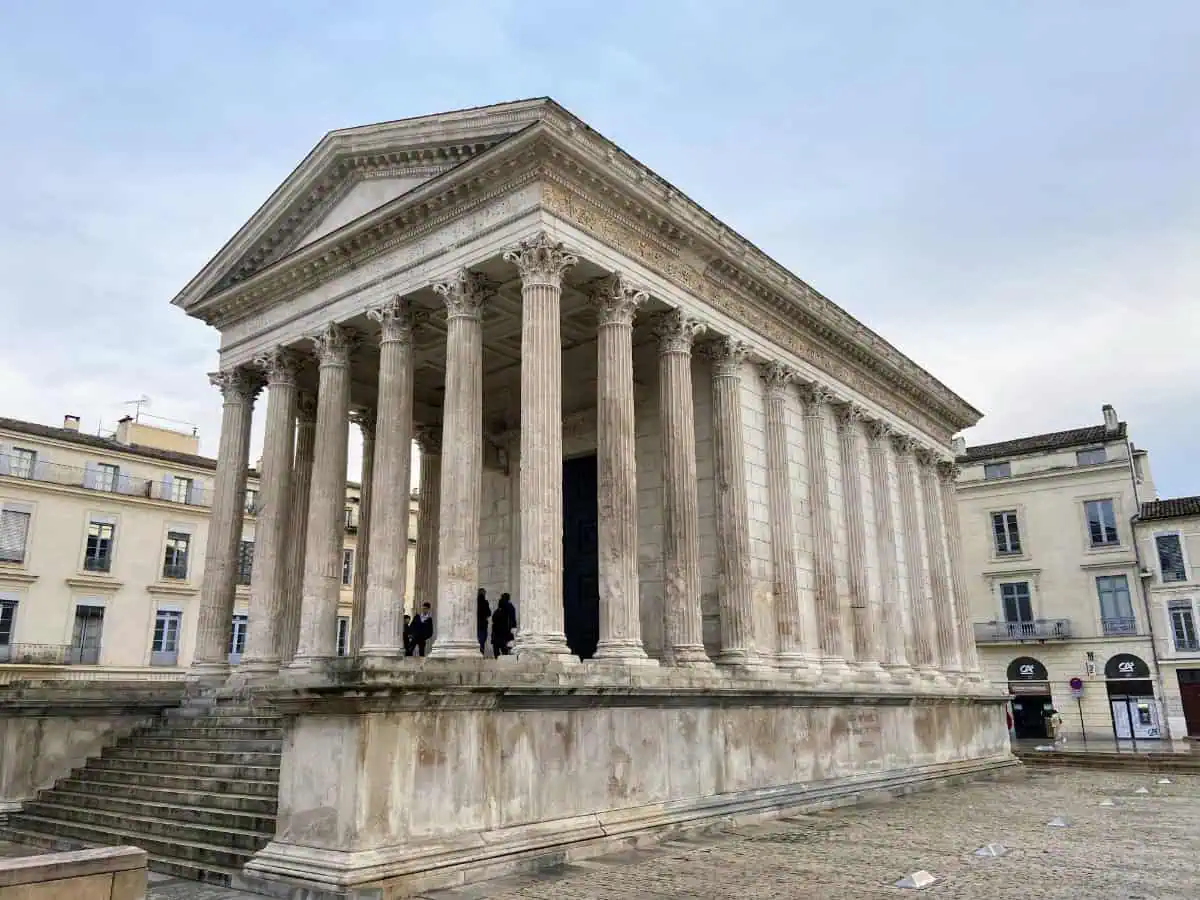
[1178,670,1200,737]
[562,455,599,660]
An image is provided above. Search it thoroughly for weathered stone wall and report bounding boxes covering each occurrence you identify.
[0,846,146,900]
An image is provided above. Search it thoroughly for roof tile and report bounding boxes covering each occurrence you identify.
[959,423,1125,463]
[1140,497,1200,521]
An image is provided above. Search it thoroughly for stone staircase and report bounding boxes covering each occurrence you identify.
[2,696,282,885]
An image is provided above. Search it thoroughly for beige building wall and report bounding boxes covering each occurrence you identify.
[0,417,417,678]
[956,410,1169,740]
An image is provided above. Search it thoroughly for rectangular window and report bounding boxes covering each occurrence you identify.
[69,605,104,665]
[237,540,254,585]
[1169,601,1198,652]
[1156,534,1187,583]
[991,510,1022,555]
[244,488,258,515]
[10,448,35,479]
[342,548,354,586]
[0,508,32,564]
[162,531,190,579]
[95,463,120,493]
[336,616,349,657]
[1000,582,1033,638]
[1084,499,1120,547]
[1097,575,1135,635]
[984,462,1011,480]
[228,614,248,661]
[1076,447,1106,466]
[150,609,182,665]
[344,506,356,530]
[170,477,193,505]
[0,600,15,660]
[84,521,115,572]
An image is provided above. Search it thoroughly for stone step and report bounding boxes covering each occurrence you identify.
[4,814,254,870]
[134,736,282,752]
[101,746,281,767]
[16,803,270,853]
[87,756,280,782]
[165,709,281,726]
[70,767,279,798]
[142,853,243,886]
[159,725,284,740]
[38,789,276,831]
[54,777,278,814]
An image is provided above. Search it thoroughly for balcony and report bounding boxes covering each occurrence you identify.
[0,643,72,665]
[974,619,1072,643]
[0,453,213,508]
[161,563,189,580]
[1101,616,1138,636]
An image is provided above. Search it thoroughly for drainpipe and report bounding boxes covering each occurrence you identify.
[1125,440,1170,739]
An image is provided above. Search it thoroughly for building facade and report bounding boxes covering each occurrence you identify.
[956,405,1167,741]
[1135,497,1200,739]
[0,414,416,679]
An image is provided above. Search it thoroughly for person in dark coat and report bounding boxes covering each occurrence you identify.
[491,593,517,656]
[413,603,434,656]
[403,614,415,657]
[476,588,491,656]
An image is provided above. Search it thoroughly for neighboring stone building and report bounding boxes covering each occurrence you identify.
[955,405,1168,741]
[1134,496,1200,738]
[0,413,416,677]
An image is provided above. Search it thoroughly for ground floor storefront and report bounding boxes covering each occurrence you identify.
[1156,663,1200,739]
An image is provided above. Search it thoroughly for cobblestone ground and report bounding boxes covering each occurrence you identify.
[144,768,1196,899]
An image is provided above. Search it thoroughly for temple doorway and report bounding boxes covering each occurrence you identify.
[562,454,599,659]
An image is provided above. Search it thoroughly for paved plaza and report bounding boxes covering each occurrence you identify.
[128,767,1200,899]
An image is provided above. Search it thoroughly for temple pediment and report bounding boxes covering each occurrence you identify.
[171,98,555,309]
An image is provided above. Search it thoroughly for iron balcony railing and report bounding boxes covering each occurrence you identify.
[974,619,1072,643]
[1101,616,1138,636]
[0,643,73,665]
[1174,638,1200,652]
[0,452,213,508]
[162,562,189,580]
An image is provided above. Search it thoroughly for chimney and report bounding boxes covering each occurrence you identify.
[1102,404,1119,435]
[63,415,80,432]
[951,436,966,457]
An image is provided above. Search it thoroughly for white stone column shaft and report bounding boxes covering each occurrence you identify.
[706,337,763,668]
[834,403,886,679]
[760,363,813,674]
[866,421,911,676]
[654,309,711,666]
[429,270,492,658]
[797,382,848,679]
[892,436,938,675]
[280,394,316,663]
[361,298,416,657]
[413,426,441,624]
[190,367,260,678]
[505,233,577,658]
[349,409,376,653]
[919,450,961,676]
[590,275,649,662]
[939,461,982,676]
[292,324,354,665]
[241,349,301,674]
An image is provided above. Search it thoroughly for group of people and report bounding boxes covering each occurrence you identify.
[398,590,517,658]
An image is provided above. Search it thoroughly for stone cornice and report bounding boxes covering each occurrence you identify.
[181,108,978,438]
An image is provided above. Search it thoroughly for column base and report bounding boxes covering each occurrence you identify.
[187,661,231,686]
[287,654,335,672]
[715,648,773,670]
[513,632,574,660]
[852,661,890,684]
[883,663,916,685]
[593,639,655,664]
[666,645,715,669]
[775,652,819,680]
[226,660,282,689]
[818,657,852,685]
[428,638,484,660]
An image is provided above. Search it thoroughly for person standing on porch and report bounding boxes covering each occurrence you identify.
[491,593,517,657]
[477,588,491,656]
[413,603,434,656]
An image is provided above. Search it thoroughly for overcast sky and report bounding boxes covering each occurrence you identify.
[0,2,1195,496]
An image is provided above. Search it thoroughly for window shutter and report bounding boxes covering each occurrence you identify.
[161,475,174,502]
[0,443,9,477]
[83,462,98,489]
[0,509,30,560]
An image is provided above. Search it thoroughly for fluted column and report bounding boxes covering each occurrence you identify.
[505,232,577,658]
[892,435,938,680]
[360,298,416,657]
[240,349,301,675]
[654,309,711,667]
[939,461,982,679]
[797,382,848,681]
[429,270,493,658]
[349,408,375,653]
[919,449,961,679]
[590,275,651,662]
[706,337,764,669]
[760,362,814,675]
[280,393,316,663]
[834,402,887,681]
[191,368,261,678]
[866,420,912,680]
[291,324,355,667]
[413,425,442,624]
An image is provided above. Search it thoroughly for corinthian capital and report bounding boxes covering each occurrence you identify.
[208,367,264,403]
[795,380,835,414]
[252,347,304,386]
[937,460,962,484]
[914,446,941,469]
[832,401,867,435]
[414,423,443,455]
[865,418,894,445]
[503,231,578,287]
[890,433,919,457]
[759,360,797,397]
[432,269,495,320]
[367,296,415,344]
[589,273,648,326]
[308,323,356,367]
[653,307,707,354]
[702,337,752,378]
[350,407,376,441]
